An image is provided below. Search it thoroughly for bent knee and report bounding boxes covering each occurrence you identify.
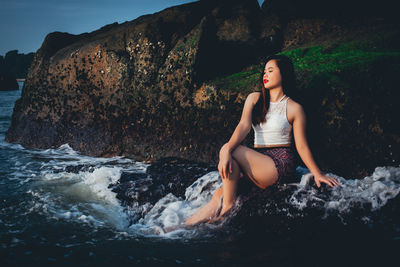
[231,145,246,159]
[247,172,278,190]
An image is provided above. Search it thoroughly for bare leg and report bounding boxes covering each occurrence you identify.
[210,146,279,222]
[231,145,279,189]
[185,158,242,225]
[185,145,278,225]
[184,187,223,226]
[219,157,241,216]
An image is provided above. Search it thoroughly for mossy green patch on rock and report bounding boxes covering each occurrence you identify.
[279,38,400,177]
[200,33,399,178]
[280,31,400,74]
[211,66,261,94]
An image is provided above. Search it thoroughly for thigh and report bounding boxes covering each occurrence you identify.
[231,145,278,189]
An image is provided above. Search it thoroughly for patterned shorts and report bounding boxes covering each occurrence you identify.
[253,147,297,185]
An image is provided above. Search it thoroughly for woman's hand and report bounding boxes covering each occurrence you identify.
[314,173,340,188]
[218,144,233,179]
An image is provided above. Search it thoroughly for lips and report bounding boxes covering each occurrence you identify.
[263,79,268,83]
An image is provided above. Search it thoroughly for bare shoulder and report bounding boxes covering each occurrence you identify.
[246,91,261,104]
[287,98,303,112]
[287,98,305,123]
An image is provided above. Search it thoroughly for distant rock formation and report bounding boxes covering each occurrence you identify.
[0,50,35,79]
[0,73,18,91]
[5,0,399,177]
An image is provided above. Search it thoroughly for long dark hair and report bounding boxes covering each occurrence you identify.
[252,54,297,125]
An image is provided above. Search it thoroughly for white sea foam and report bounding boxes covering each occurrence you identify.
[290,166,400,213]
[0,139,25,150]
[2,142,148,234]
[27,166,131,230]
[4,142,148,172]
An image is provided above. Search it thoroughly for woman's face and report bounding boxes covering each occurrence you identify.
[263,59,282,90]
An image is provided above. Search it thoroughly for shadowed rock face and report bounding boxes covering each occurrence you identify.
[5,0,399,178]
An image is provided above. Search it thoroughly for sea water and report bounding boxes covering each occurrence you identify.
[1,83,399,266]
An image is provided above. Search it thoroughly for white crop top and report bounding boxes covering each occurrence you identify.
[251,95,292,146]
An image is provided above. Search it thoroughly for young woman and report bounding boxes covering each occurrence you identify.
[185,54,339,226]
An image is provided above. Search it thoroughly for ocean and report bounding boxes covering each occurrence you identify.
[1,82,399,266]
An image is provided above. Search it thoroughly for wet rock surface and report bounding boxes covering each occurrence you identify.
[109,157,215,207]
[223,172,400,250]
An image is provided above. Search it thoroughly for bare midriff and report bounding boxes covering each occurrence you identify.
[253,144,291,148]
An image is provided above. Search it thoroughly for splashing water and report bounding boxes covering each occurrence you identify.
[2,137,400,241]
[291,166,400,214]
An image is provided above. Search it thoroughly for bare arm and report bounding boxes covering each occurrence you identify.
[218,92,258,179]
[292,104,339,187]
[224,93,257,153]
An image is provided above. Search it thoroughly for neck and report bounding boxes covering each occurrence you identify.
[268,87,284,102]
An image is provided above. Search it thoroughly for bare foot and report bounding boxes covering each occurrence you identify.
[185,188,224,226]
[208,204,235,224]
[219,203,234,217]
[208,215,225,224]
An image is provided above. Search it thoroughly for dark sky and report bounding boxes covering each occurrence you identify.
[0,0,264,56]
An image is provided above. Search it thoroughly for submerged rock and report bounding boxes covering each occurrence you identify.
[109,157,215,207]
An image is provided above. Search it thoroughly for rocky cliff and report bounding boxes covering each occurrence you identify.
[6,0,399,177]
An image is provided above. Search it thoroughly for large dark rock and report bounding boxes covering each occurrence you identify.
[5,0,399,178]
[226,181,400,252]
[5,0,269,160]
